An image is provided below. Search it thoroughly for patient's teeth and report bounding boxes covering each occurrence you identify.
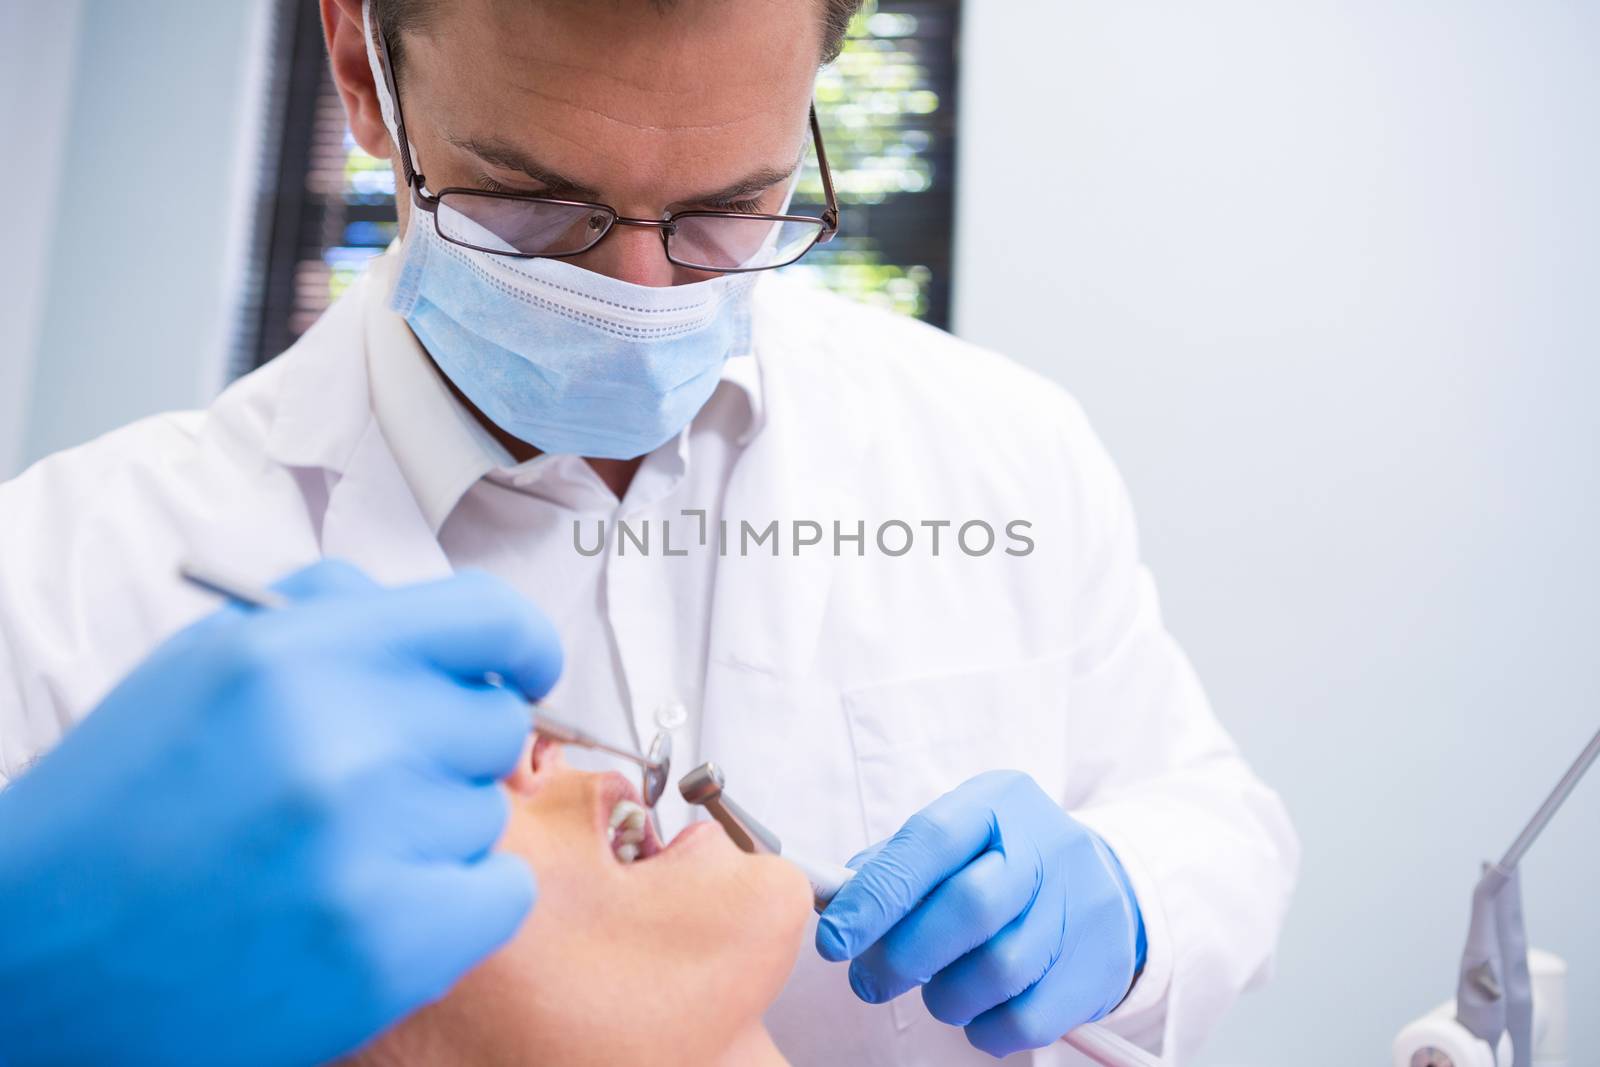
[609,799,648,863]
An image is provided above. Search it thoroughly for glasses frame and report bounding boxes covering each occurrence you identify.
[371,20,840,273]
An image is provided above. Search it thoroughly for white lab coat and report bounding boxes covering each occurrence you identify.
[0,268,1298,1065]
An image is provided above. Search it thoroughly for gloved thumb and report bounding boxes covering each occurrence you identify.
[816,838,891,962]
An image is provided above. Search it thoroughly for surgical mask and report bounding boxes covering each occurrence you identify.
[363,8,760,461]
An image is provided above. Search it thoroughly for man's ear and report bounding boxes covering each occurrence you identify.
[321,0,392,161]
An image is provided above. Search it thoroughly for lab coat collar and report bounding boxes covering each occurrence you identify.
[262,266,453,586]
[362,249,510,533]
[263,269,376,476]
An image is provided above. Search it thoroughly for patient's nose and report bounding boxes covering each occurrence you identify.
[514,736,569,792]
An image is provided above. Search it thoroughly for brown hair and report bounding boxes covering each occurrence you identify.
[372,0,864,84]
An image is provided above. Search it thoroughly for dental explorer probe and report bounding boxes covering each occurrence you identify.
[677,761,1163,1067]
[177,560,672,807]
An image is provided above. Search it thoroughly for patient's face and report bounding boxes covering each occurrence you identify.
[351,742,811,1066]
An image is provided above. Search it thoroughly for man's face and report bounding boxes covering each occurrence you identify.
[366,0,822,288]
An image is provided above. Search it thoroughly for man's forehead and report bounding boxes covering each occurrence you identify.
[412,3,816,114]
[425,0,824,88]
[404,0,818,202]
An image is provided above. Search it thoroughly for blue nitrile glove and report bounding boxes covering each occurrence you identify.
[816,770,1147,1059]
[0,560,562,1067]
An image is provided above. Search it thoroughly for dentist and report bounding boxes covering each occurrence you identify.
[0,1,1299,1064]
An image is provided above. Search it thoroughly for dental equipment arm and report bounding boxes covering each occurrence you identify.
[676,763,1163,1067]
[1394,724,1598,1067]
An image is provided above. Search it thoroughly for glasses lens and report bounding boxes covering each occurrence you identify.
[668,215,825,271]
[435,192,612,256]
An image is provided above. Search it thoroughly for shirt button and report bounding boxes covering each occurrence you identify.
[654,700,688,731]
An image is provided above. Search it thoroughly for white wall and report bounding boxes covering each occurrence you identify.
[955,3,1600,1063]
[0,3,84,478]
[10,0,269,475]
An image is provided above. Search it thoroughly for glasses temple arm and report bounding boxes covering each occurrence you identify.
[809,104,840,239]
[371,15,428,199]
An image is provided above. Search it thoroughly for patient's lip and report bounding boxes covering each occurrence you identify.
[664,820,718,851]
[650,817,742,867]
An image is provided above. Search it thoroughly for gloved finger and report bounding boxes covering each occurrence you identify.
[920,893,1062,1031]
[340,571,563,700]
[384,778,512,863]
[817,775,1007,962]
[847,848,1030,1005]
[271,558,382,602]
[404,681,533,783]
[367,853,537,1017]
[961,942,1113,1059]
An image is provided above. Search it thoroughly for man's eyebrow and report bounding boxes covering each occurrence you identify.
[447,132,799,206]
[445,133,602,199]
[681,163,799,206]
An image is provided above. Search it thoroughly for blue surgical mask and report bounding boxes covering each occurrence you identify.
[388,217,757,460]
[364,0,759,461]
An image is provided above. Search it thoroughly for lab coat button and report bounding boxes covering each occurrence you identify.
[654,701,688,730]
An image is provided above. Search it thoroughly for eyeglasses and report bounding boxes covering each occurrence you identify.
[371,21,840,274]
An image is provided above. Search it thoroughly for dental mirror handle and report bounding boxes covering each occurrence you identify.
[180,561,291,612]
[531,716,658,775]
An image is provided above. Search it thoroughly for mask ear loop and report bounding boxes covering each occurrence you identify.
[362,0,430,252]
[361,1,407,162]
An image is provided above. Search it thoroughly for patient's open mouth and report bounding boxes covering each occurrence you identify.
[607,798,662,863]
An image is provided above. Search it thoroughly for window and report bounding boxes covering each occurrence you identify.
[236,0,961,375]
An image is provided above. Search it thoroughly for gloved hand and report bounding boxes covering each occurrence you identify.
[0,560,562,1067]
[816,770,1147,1058]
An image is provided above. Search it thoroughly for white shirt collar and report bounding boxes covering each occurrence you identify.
[361,248,765,532]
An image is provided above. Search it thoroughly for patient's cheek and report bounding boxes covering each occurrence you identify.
[757,855,814,949]
[716,854,813,1005]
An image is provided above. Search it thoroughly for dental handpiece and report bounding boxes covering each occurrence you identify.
[678,762,856,912]
[177,560,671,808]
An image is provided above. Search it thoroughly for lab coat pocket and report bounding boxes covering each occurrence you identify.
[840,649,1074,1034]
